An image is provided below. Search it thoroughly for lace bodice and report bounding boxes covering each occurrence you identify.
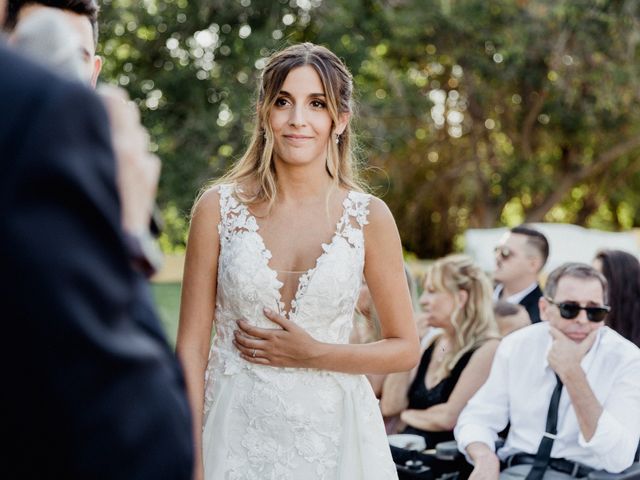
[211,184,370,369]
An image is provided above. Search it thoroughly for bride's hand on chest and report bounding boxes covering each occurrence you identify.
[233,307,325,368]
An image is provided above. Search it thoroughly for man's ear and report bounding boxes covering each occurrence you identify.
[90,55,103,88]
[539,296,550,322]
[335,112,351,136]
[527,254,542,274]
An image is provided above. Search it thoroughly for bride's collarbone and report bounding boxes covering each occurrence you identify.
[254,208,341,248]
[249,187,349,216]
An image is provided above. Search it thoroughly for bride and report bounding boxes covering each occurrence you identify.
[176,42,420,480]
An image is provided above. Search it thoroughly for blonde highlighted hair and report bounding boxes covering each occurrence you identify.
[212,42,362,207]
[426,254,499,379]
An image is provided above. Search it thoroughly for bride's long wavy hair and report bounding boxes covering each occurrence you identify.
[426,254,499,379]
[213,42,362,207]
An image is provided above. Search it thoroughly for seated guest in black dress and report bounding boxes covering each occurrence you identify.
[381,254,500,470]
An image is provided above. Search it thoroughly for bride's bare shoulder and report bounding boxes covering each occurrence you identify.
[190,184,232,226]
[364,195,397,230]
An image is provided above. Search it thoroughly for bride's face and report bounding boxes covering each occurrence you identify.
[269,65,334,169]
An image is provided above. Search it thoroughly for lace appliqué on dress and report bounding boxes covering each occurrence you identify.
[202,185,397,480]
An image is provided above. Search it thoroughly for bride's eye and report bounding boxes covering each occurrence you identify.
[310,99,326,109]
[274,97,290,107]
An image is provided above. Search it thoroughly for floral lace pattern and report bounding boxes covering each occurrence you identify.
[202,184,397,479]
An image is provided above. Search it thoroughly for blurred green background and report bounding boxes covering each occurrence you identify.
[151,283,181,345]
[98,0,640,335]
[99,0,640,259]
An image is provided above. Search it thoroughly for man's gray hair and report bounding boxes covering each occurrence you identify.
[544,262,609,304]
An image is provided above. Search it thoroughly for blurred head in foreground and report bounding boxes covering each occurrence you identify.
[5,0,102,85]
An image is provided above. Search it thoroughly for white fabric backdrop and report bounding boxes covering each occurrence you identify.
[464,223,640,276]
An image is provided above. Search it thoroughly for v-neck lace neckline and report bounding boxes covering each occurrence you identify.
[242,191,354,319]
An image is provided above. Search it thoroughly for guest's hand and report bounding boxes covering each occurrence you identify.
[547,327,598,381]
[233,308,322,368]
[98,84,160,235]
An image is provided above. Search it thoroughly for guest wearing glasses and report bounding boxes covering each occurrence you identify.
[493,225,549,323]
[455,263,640,479]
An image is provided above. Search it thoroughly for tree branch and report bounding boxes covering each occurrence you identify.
[524,136,640,222]
[521,89,547,159]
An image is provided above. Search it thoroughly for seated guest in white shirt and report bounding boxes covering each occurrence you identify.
[493,225,549,323]
[455,263,640,479]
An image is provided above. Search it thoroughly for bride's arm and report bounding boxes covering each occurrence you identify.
[234,196,420,374]
[380,335,439,416]
[175,188,221,480]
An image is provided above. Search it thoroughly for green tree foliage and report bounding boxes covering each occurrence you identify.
[99,0,640,257]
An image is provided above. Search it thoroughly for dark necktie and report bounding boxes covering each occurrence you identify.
[525,375,564,480]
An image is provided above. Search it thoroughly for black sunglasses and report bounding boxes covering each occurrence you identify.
[545,298,610,322]
[494,246,513,260]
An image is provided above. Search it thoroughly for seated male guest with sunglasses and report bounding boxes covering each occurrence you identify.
[455,263,640,480]
[493,225,550,323]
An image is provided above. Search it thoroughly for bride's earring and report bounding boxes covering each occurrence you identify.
[335,133,341,144]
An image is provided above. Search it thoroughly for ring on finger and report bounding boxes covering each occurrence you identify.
[251,348,256,358]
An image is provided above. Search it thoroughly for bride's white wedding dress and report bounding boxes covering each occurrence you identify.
[202,184,397,480]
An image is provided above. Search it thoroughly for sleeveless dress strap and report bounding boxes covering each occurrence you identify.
[217,184,234,242]
[344,191,371,228]
[216,183,260,245]
[334,191,371,250]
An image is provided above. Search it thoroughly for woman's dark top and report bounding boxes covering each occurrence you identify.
[401,341,476,448]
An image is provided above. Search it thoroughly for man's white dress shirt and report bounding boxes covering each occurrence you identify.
[493,282,539,304]
[455,322,640,473]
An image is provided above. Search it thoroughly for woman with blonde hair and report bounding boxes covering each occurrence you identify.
[381,254,499,472]
[176,43,419,480]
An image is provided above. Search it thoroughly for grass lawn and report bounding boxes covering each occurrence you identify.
[151,282,181,346]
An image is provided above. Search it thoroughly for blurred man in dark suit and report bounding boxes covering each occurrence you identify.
[493,225,549,323]
[0,2,193,478]
[6,0,102,85]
